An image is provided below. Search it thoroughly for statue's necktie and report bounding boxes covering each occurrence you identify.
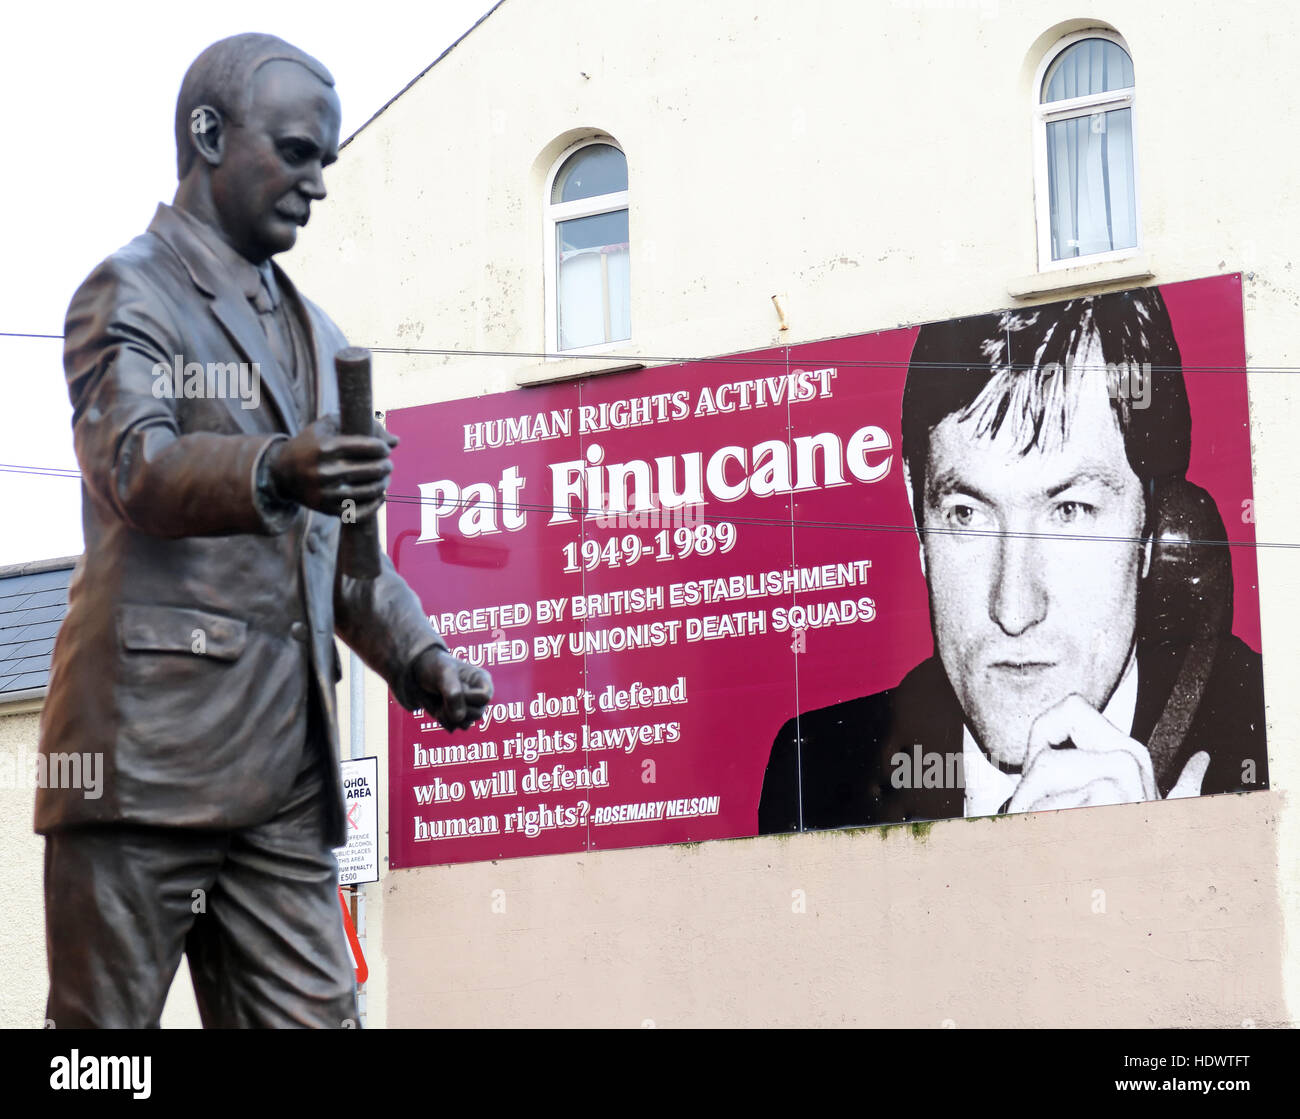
[252,266,296,383]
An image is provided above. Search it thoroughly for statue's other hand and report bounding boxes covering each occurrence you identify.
[412,647,494,731]
[267,416,393,519]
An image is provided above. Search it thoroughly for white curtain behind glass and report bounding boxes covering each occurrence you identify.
[1042,38,1133,101]
[557,211,630,350]
[1046,108,1136,259]
[1043,38,1137,261]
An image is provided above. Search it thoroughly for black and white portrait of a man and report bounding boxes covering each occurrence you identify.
[759,286,1268,833]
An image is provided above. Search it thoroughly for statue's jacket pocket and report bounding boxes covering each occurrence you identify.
[117,604,249,662]
[109,603,301,827]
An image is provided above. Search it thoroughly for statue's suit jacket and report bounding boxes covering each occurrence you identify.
[37,203,443,847]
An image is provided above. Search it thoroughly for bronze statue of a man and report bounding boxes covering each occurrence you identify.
[37,33,491,1028]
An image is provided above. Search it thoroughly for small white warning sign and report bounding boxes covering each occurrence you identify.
[333,756,380,885]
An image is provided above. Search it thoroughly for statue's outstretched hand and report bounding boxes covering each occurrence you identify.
[411,647,494,731]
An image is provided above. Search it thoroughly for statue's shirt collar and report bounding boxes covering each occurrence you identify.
[163,204,279,310]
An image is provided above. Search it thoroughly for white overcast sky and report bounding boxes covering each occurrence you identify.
[0,0,497,567]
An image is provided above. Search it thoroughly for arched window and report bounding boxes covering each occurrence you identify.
[545,140,630,353]
[1033,32,1138,268]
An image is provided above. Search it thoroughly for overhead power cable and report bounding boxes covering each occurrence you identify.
[0,331,1294,375]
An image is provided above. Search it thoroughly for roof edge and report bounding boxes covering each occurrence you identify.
[341,0,509,151]
[0,686,46,712]
[0,554,80,580]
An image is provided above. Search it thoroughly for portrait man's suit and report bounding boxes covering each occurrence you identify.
[758,634,1268,834]
[37,202,446,1026]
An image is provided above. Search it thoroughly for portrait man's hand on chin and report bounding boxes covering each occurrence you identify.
[1010,694,1210,812]
[759,288,1266,835]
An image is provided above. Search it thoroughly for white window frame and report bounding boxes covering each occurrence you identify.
[544,137,630,357]
[1032,29,1141,272]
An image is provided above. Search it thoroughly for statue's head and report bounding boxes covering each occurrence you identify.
[175,34,340,263]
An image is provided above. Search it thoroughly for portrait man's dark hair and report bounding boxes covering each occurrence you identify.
[174,33,335,179]
[900,288,1191,534]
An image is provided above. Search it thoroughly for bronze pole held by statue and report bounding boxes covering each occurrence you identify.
[335,346,382,580]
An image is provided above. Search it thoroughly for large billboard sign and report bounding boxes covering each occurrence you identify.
[385,274,1267,868]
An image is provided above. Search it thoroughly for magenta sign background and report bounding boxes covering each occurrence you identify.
[385,274,1259,867]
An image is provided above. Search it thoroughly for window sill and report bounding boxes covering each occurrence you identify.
[1008,254,1153,300]
[515,354,646,388]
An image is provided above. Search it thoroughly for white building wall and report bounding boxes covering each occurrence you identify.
[291,0,1300,1027]
[0,709,50,1026]
[0,706,202,1027]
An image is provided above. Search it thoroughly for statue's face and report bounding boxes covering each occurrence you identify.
[210,59,341,262]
